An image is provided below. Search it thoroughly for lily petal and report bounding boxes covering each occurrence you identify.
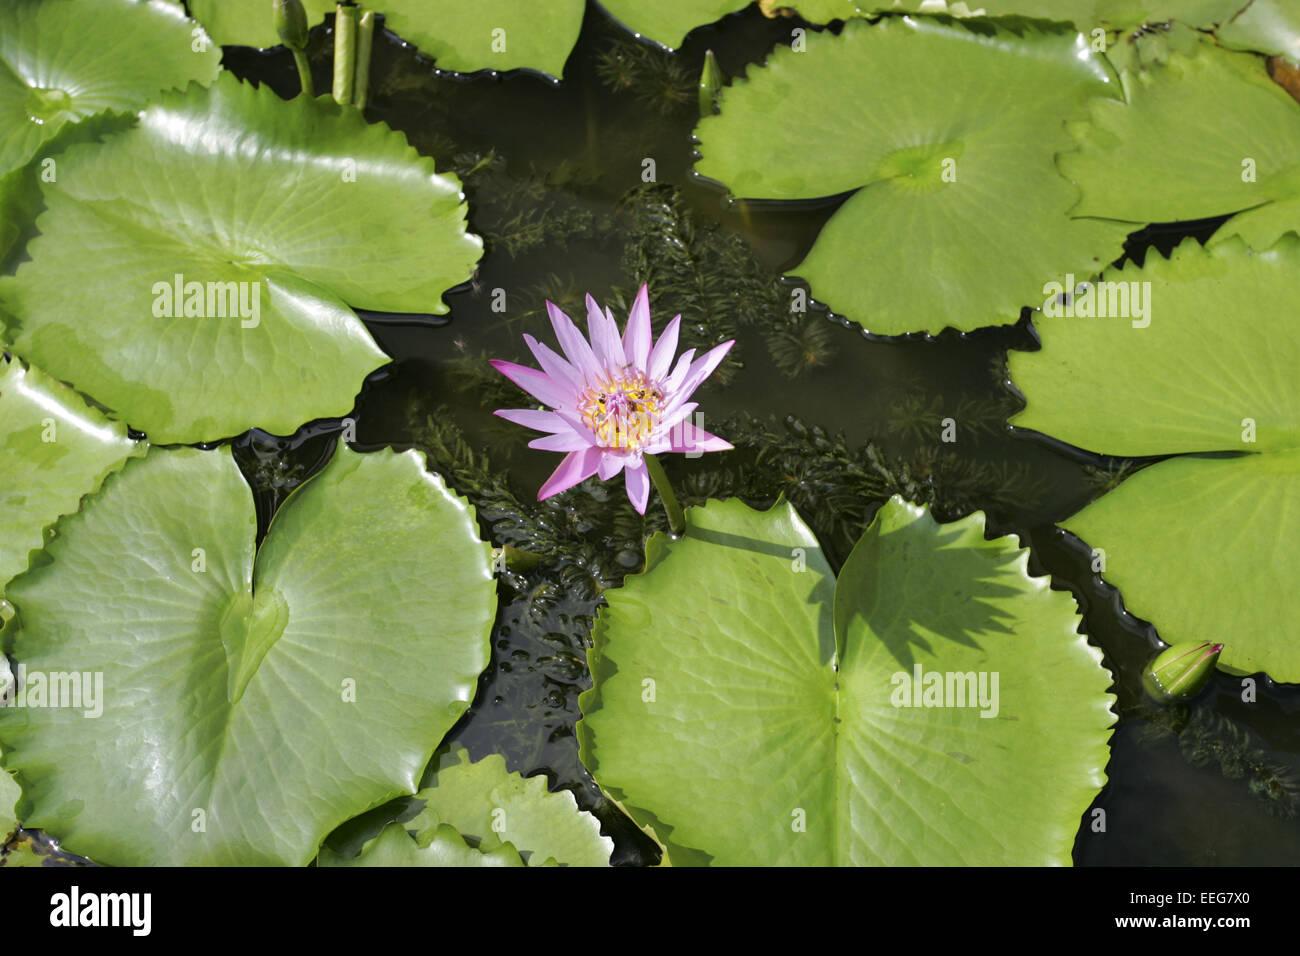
[662,347,697,395]
[587,293,626,372]
[624,461,650,514]
[523,334,582,391]
[490,359,571,409]
[647,314,681,383]
[622,285,652,372]
[528,431,593,452]
[538,446,603,500]
[674,340,735,401]
[547,300,602,385]
[648,424,733,455]
[494,408,571,433]
[598,453,626,481]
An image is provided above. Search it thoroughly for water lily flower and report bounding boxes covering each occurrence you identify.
[491,285,733,527]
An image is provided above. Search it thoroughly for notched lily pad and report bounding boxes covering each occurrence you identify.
[597,0,751,51]
[1062,37,1300,247]
[321,746,611,866]
[319,820,528,866]
[693,16,1128,335]
[0,0,220,180]
[0,441,497,865]
[191,0,586,78]
[1009,236,1300,682]
[0,73,481,443]
[578,496,1114,865]
[0,356,144,594]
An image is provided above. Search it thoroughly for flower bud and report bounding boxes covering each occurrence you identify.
[1143,640,1222,702]
[699,49,723,118]
[274,0,310,52]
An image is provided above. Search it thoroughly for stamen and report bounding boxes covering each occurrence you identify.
[578,371,665,451]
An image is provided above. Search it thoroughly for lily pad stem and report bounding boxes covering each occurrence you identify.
[332,3,359,106]
[353,11,375,110]
[292,49,314,98]
[645,454,685,537]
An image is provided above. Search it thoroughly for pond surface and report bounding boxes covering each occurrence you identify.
[210,6,1300,866]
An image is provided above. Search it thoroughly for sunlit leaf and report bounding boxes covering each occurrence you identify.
[579,496,1113,864]
[0,442,496,865]
[0,73,480,442]
[191,0,586,77]
[694,16,1128,334]
[319,821,527,866]
[0,0,220,180]
[596,0,750,50]
[320,746,610,866]
[0,356,143,593]
[1009,236,1300,680]
[1062,37,1300,250]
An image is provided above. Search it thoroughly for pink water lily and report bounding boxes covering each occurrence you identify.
[491,285,734,515]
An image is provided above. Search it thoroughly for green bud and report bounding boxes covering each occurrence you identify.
[698,49,724,118]
[274,0,310,52]
[1143,640,1222,702]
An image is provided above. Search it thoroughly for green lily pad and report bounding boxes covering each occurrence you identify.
[321,746,610,866]
[191,0,586,77]
[853,0,1244,30]
[320,820,527,866]
[694,16,1128,335]
[407,747,611,865]
[0,356,144,593]
[1009,236,1300,681]
[188,0,335,50]
[1218,0,1300,59]
[0,441,496,865]
[0,738,17,843]
[578,496,1114,865]
[0,0,220,181]
[1062,39,1300,248]
[385,0,587,77]
[0,73,480,443]
[596,1,750,50]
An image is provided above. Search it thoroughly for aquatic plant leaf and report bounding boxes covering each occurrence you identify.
[406,747,611,866]
[0,0,220,181]
[1010,237,1300,680]
[694,16,1128,334]
[1062,39,1300,247]
[319,821,527,866]
[0,357,144,593]
[0,740,16,843]
[596,0,750,50]
[0,73,480,443]
[191,0,586,77]
[384,0,588,77]
[1217,0,1300,59]
[770,0,869,21]
[0,442,496,866]
[320,746,609,866]
[850,0,1242,30]
[189,0,334,49]
[578,496,1113,865]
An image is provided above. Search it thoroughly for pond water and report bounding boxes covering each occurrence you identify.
[210,6,1300,866]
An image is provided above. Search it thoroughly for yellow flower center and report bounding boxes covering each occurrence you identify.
[578,371,665,451]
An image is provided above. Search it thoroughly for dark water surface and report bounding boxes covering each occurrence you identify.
[171,5,1300,866]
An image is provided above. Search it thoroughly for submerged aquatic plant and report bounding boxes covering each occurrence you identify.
[491,285,733,529]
